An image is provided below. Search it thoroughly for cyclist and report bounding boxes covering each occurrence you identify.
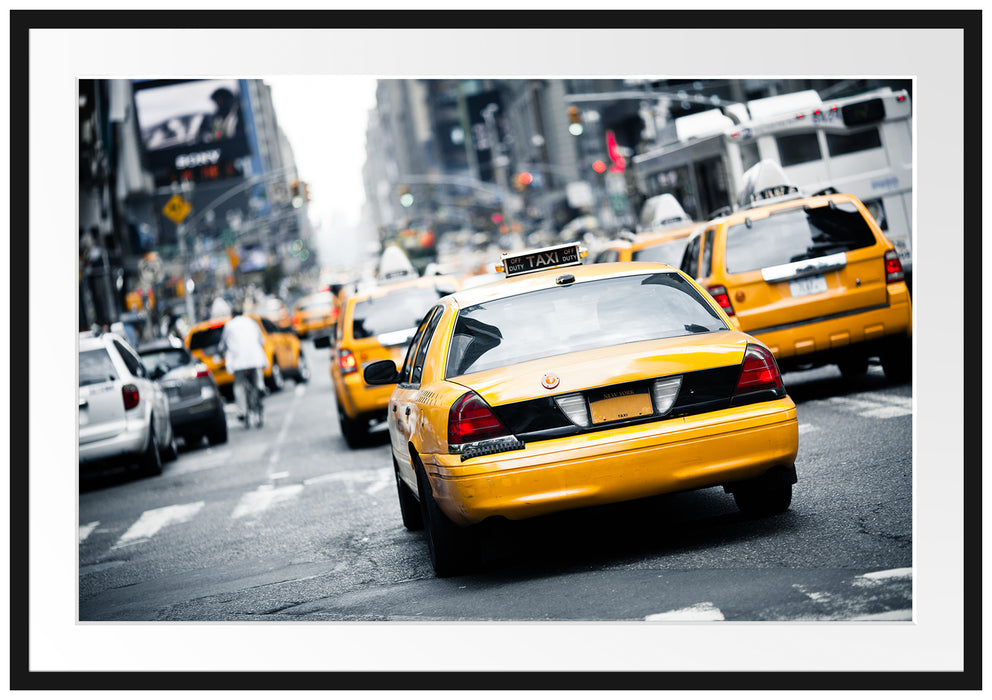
[219,303,268,426]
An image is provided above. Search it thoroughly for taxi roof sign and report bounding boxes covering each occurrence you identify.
[496,242,587,278]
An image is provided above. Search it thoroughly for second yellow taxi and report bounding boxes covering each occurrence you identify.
[363,242,800,576]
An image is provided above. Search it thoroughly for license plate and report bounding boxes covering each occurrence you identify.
[788,274,828,297]
[589,388,653,424]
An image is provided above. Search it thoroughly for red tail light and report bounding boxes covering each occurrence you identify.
[734,344,783,396]
[195,363,211,378]
[337,348,358,375]
[707,285,736,316]
[448,392,509,445]
[122,383,140,410]
[884,249,905,283]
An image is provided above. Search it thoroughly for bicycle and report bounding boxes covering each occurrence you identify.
[235,368,264,429]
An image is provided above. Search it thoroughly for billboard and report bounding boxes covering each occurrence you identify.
[132,79,252,175]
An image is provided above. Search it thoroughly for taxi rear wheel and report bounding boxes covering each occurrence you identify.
[338,402,369,448]
[880,337,912,384]
[415,459,474,577]
[730,469,793,516]
[394,460,423,531]
[266,363,285,392]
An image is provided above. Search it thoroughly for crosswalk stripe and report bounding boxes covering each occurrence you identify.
[231,483,303,519]
[114,502,204,548]
[645,602,725,621]
[79,521,99,542]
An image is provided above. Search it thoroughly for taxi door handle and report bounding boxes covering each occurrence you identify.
[391,403,397,412]
[405,407,411,416]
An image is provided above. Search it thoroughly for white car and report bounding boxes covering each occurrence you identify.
[79,331,177,476]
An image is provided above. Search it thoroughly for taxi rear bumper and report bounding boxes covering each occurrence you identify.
[425,398,798,526]
[743,285,912,364]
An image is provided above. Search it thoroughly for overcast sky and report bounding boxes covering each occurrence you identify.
[264,76,380,267]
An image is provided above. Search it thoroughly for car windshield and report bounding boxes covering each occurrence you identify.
[725,202,877,274]
[445,272,728,377]
[139,348,191,372]
[188,326,225,352]
[352,286,442,339]
[631,238,690,266]
[79,348,119,386]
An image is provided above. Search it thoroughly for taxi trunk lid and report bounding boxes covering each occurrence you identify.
[454,331,750,409]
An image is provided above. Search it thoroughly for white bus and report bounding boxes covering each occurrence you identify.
[633,87,913,281]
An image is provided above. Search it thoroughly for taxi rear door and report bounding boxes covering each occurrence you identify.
[389,306,443,481]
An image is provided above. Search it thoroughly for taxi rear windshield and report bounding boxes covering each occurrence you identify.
[188,326,224,352]
[352,286,443,339]
[445,272,728,377]
[725,202,877,274]
[631,238,690,267]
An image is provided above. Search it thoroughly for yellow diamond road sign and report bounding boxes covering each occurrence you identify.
[163,194,192,224]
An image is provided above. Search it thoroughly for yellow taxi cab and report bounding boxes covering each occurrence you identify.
[679,161,912,381]
[362,242,799,576]
[185,313,310,400]
[291,290,339,339]
[318,274,459,448]
[592,223,697,266]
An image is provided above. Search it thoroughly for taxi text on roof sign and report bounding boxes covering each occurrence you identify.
[497,242,587,278]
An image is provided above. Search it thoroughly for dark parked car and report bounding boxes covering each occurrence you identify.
[138,336,228,447]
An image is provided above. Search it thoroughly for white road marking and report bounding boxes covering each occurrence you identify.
[113,502,204,548]
[851,609,913,621]
[798,423,818,435]
[792,583,832,603]
[168,451,229,475]
[231,483,304,519]
[645,602,725,621]
[856,567,913,583]
[825,395,912,419]
[304,468,389,487]
[366,468,393,495]
[79,521,99,542]
[267,391,300,471]
[295,384,306,397]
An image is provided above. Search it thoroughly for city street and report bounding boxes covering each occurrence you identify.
[79,339,912,622]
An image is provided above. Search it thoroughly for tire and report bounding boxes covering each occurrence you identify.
[416,458,474,577]
[162,430,179,462]
[731,470,793,516]
[139,424,163,476]
[207,411,228,445]
[880,337,912,384]
[395,460,424,531]
[337,401,368,449]
[266,362,285,392]
[294,351,311,383]
[837,355,869,380]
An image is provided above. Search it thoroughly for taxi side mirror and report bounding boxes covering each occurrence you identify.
[363,359,400,385]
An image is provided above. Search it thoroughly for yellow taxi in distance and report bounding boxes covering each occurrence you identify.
[318,274,459,448]
[363,242,799,576]
[679,162,912,381]
[291,291,339,339]
[185,314,310,400]
[592,223,697,266]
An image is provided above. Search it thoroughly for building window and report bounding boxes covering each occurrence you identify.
[826,128,882,157]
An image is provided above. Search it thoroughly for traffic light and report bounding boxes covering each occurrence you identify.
[513,171,533,191]
[567,106,584,136]
[398,185,414,208]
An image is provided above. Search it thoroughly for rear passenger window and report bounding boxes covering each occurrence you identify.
[700,229,715,278]
[724,203,877,274]
[114,340,145,377]
[680,235,701,278]
[410,307,444,385]
[79,349,118,386]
